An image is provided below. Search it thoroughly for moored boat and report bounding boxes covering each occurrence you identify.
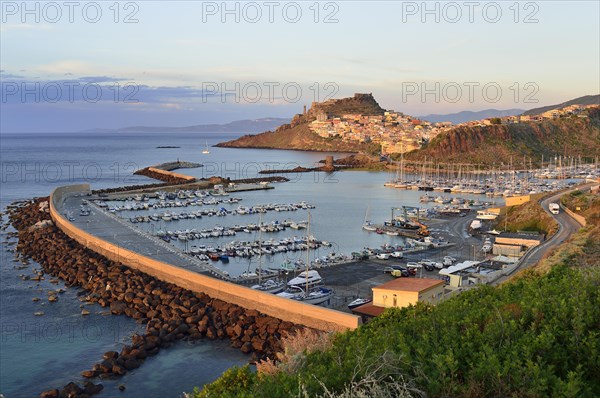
[348,297,371,309]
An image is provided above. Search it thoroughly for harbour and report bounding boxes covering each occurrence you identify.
[1,131,598,397]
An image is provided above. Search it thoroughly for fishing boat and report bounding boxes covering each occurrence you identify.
[476,211,498,220]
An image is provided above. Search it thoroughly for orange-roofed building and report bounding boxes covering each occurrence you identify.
[353,278,445,320]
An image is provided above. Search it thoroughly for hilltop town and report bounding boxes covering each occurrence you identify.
[307,95,599,155]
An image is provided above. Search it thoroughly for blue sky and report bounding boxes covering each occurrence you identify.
[1,1,599,132]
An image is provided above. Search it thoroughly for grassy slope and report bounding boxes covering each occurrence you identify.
[196,193,600,398]
[493,194,558,237]
[406,109,600,165]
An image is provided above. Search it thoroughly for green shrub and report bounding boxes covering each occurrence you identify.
[198,265,600,397]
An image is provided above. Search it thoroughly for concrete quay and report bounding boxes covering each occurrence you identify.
[61,190,228,279]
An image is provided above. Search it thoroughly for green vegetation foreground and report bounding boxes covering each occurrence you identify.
[196,216,600,397]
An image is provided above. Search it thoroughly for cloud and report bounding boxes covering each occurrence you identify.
[0,23,53,33]
[0,71,25,79]
[78,76,134,83]
[34,60,95,76]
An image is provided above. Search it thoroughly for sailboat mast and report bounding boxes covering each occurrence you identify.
[258,212,263,284]
[306,209,311,293]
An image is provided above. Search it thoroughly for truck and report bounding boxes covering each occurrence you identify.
[549,202,560,215]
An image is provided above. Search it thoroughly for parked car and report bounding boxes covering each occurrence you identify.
[390,251,404,258]
[376,253,390,260]
[419,259,443,270]
[383,265,406,274]
[391,269,410,278]
[410,260,433,271]
[443,256,456,266]
[405,263,420,275]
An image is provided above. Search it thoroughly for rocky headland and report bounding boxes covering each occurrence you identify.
[216,93,383,153]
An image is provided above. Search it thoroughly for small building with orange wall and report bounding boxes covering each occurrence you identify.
[353,278,445,320]
[373,278,445,308]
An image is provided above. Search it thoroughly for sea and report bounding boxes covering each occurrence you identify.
[0,131,496,397]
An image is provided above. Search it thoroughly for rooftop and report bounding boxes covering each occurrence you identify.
[352,303,386,317]
[373,277,444,292]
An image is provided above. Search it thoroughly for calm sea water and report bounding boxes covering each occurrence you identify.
[0,132,494,396]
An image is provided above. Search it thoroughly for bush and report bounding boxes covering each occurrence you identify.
[199,265,600,397]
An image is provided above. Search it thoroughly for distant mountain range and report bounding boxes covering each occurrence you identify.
[419,109,525,124]
[522,94,600,115]
[83,118,291,133]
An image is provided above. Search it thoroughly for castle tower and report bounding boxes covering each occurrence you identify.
[323,155,335,172]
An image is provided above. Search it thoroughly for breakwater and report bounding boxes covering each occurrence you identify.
[51,185,360,331]
[7,198,301,397]
[151,160,202,171]
[92,180,191,195]
[230,176,289,183]
[258,166,337,174]
[134,167,197,184]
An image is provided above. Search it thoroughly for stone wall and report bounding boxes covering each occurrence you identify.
[505,195,531,207]
[50,185,361,332]
[561,204,587,227]
[146,167,196,181]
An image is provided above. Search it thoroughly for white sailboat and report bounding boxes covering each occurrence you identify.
[251,213,286,294]
[202,141,210,154]
[277,209,333,305]
[362,205,376,231]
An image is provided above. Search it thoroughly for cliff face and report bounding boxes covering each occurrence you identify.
[216,93,384,152]
[407,107,600,164]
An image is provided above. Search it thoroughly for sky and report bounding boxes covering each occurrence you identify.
[1,0,599,132]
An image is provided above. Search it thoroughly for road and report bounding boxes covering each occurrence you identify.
[493,183,592,284]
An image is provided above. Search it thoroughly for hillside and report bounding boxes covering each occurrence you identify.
[406,107,600,165]
[216,93,384,152]
[419,108,525,124]
[216,123,376,152]
[523,94,599,116]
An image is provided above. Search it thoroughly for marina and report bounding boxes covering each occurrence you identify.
[1,125,597,398]
[383,160,598,197]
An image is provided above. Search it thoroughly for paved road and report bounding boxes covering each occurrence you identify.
[493,184,592,284]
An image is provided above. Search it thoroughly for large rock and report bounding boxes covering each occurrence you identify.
[123,358,141,371]
[102,351,119,360]
[83,381,104,395]
[58,382,83,397]
[109,301,128,315]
